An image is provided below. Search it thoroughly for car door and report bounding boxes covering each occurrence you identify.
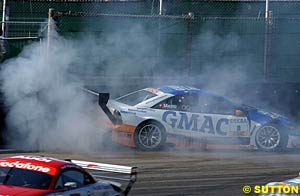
[49,169,115,196]
[154,93,210,136]
[191,93,250,139]
[156,93,250,139]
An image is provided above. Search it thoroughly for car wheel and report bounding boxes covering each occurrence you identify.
[255,124,288,151]
[134,121,166,151]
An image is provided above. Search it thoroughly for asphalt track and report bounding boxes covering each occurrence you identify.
[1,149,300,196]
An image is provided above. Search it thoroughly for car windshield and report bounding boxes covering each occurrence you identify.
[0,167,53,189]
[116,90,157,106]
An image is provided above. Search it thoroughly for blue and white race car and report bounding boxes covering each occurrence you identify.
[96,86,299,151]
[259,175,300,196]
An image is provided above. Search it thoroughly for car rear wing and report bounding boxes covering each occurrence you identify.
[81,88,99,102]
[98,93,117,125]
[81,88,117,125]
[71,160,137,196]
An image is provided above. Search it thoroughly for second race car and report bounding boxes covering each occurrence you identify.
[96,85,299,151]
[0,155,137,196]
[258,174,300,196]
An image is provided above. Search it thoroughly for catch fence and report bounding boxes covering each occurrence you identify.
[1,0,300,82]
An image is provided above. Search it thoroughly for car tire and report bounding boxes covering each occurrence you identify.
[134,121,166,151]
[255,124,288,151]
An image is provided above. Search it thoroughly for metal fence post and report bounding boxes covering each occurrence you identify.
[156,0,163,69]
[159,0,163,15]
[1,0,9,38]
[186,12,194,76]
[263,10,273,80]
[47,8,54,55]
[265,0,269,19]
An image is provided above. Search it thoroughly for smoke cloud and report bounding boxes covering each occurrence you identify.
[0,30,107,152]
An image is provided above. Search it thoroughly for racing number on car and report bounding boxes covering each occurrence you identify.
[228,118,249,136]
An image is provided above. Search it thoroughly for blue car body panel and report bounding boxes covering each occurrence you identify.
[157,85,296,134]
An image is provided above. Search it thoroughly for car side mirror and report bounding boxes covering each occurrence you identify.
[64,182,77,189]
[235,109,245,116]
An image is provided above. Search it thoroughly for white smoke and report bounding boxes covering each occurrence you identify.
[0,32,106,152]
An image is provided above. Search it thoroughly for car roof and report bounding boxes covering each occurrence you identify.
[0,155,75,176]
[156,85,202,95]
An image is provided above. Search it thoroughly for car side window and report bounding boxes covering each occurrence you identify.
[54,169,90,190]
[152,95,195,111]
[152,96,178,110]
[193,94,235,114]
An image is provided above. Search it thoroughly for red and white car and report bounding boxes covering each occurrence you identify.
[0,155,137,196]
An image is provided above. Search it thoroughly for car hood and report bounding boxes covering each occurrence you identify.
[242,105,291,126]
[0,184,52,196]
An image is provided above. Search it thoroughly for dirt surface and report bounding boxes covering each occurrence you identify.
[1,149,300,196]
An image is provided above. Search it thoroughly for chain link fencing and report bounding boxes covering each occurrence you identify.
[1,0,300,82]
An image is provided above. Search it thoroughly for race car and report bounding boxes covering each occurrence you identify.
[258,175,300,196]
[95,85,299,151]
[0,155,137,196]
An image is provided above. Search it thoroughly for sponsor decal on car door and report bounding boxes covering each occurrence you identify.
[162,110,249,137]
